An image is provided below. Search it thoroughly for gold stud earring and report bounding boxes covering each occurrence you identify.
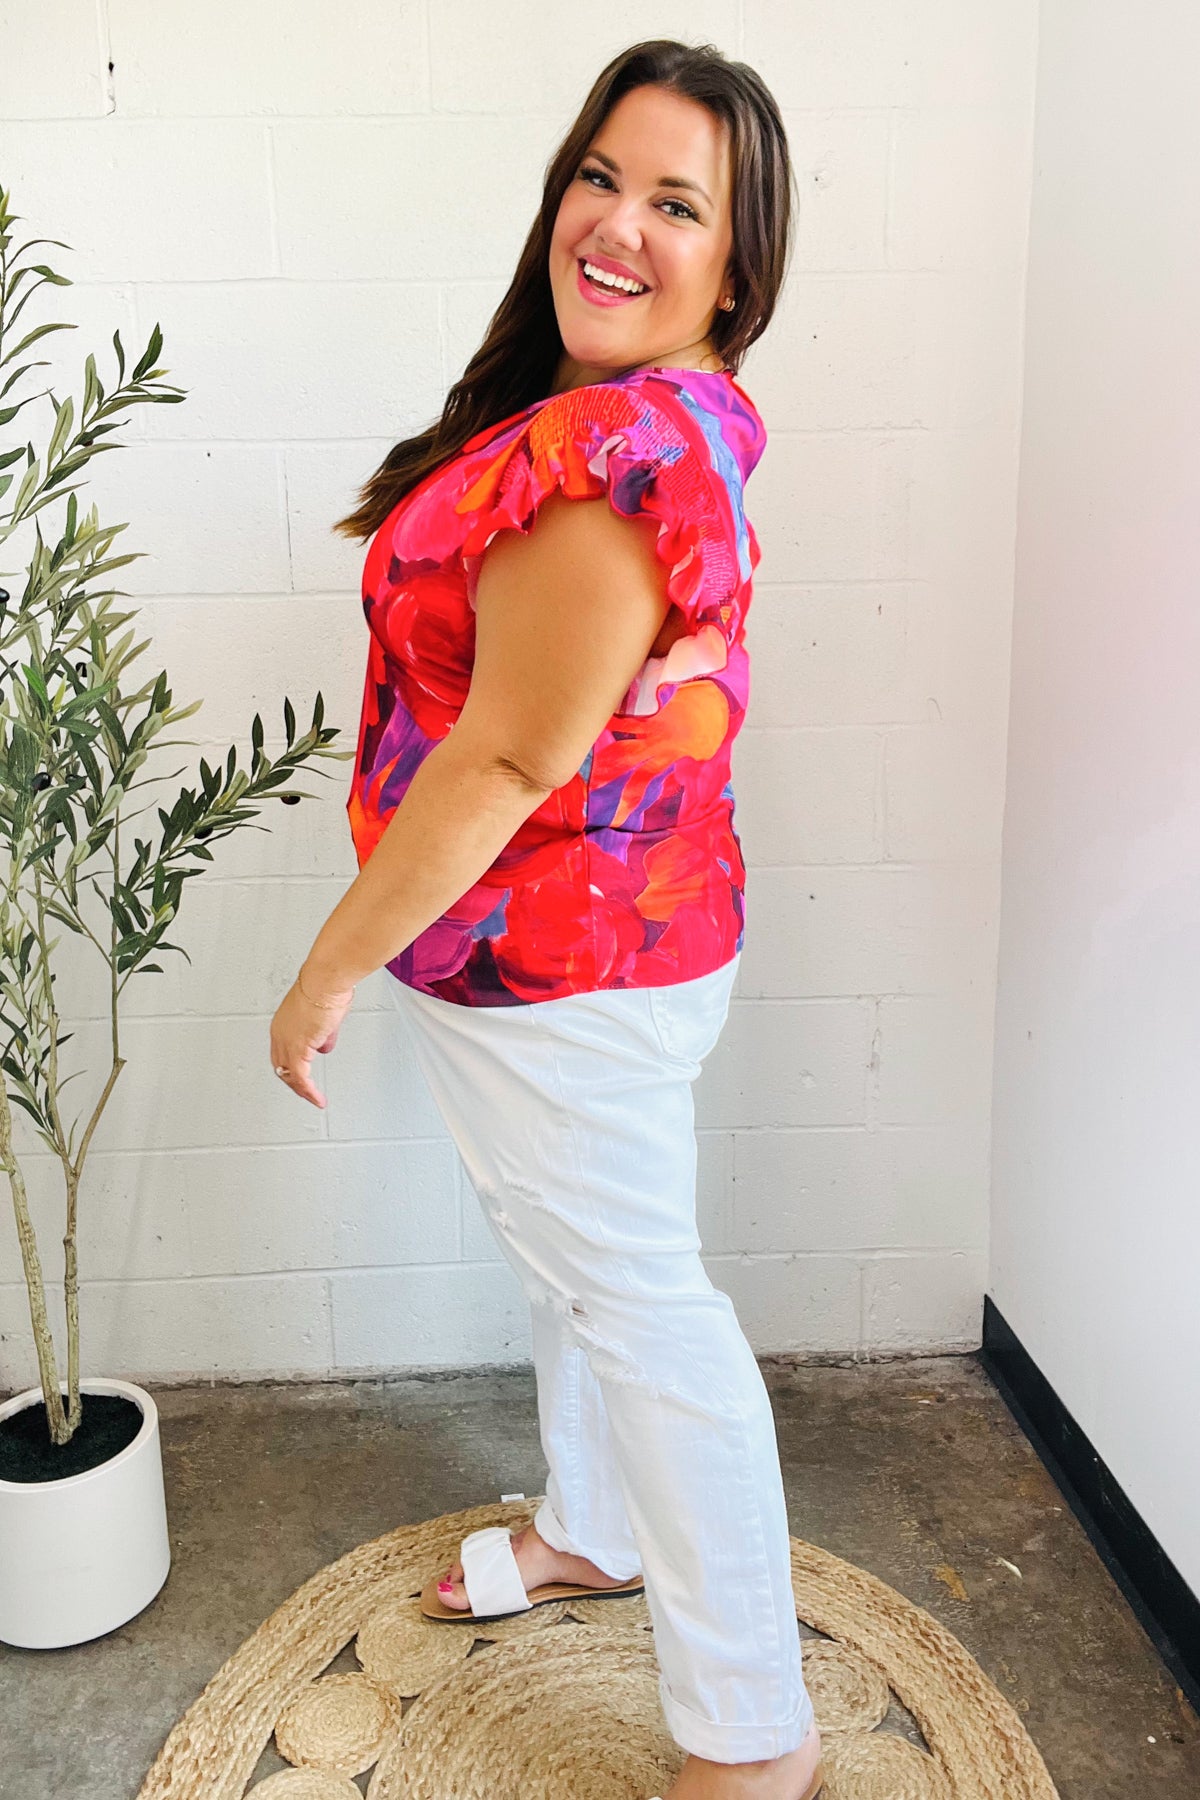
[721,296,735,311]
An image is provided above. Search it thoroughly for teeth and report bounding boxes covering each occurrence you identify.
[582,260,647,295]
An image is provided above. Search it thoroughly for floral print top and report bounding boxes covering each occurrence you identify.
[346,364,767,1005]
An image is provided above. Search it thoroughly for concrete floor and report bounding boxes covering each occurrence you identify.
[2,1353,1197,1798]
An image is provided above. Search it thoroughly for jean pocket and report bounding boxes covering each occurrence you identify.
[646,957,740,1068]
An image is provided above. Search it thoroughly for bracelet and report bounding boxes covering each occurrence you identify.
[297,967,355,1010]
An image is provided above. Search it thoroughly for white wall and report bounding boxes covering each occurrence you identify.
[0,4,1036,1385]
[991,0,1200,1592]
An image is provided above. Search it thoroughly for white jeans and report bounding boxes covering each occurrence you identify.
[386,953,815,1762]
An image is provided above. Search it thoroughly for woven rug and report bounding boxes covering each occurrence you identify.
[135,1496,1060,1799]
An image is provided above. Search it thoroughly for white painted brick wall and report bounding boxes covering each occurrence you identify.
[0,2,1038,1386]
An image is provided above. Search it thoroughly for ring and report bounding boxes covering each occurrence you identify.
[274,1066,290,1078]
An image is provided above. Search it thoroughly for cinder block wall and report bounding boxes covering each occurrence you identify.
[0,3,1038,1384]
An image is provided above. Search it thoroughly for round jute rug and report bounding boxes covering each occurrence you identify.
[135,1497,1060,1800]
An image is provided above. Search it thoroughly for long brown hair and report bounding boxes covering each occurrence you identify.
[332,38,795,543]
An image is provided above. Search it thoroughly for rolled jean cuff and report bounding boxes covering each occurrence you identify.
[532,1494,643,1583]
[657,1673,816,1763]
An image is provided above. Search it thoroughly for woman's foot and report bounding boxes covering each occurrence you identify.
[435,1519,637,1611]
[660,1725,822,1799]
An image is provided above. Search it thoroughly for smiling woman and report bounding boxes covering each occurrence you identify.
[548,83,737,379]
[274,36,820,1800]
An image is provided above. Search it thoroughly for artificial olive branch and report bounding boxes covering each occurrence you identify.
[0,183,351,1447]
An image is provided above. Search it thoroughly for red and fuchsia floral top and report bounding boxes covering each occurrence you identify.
[346,364,767,1006]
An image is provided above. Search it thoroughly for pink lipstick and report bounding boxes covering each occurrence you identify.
[575,257,650,307]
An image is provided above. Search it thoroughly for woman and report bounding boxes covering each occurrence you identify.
[269,38,821,1800]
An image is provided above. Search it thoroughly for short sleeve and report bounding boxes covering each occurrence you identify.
[456,381,747,688]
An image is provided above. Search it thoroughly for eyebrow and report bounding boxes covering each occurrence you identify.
[583,147,712,209]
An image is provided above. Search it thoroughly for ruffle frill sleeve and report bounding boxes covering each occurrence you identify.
[456,380,749,706]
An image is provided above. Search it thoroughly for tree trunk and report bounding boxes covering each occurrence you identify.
[0,1080,68,1442]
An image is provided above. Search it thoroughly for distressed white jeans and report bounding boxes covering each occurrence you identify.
[386,952,815,1762]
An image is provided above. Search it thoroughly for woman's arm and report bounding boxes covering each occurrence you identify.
[301,490,674,992]
[302,732,555,994]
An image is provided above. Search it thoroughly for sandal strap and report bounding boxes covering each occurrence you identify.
[460,1525,532,1616]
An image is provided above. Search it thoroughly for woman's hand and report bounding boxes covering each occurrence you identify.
[269,970,357,1109]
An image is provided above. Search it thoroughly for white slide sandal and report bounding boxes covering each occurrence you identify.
[420,1522,645,1623]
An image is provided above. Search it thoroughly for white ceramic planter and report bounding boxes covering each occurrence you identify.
[0,1376,171,1649]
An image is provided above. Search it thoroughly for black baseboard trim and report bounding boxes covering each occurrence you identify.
[980,1293,1199,1714]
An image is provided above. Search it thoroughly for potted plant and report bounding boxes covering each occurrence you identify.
[0,183,350,1648]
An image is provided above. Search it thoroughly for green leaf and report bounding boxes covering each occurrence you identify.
[46,392,74,467]
[22,661,50,706]
[43,899,83,930]
[93,696,128,754]
[0,318,75,364]
[11,454,41,512]
[131,322,164,384]
[4,1090,45,1126]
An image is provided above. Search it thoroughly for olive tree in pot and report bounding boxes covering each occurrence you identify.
[0,185,349,1648]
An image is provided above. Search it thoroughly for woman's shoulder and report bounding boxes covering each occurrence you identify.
[515,368,767,498]
[453,365,764,474]
[382,368,764,569]
[601,367,768,491]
